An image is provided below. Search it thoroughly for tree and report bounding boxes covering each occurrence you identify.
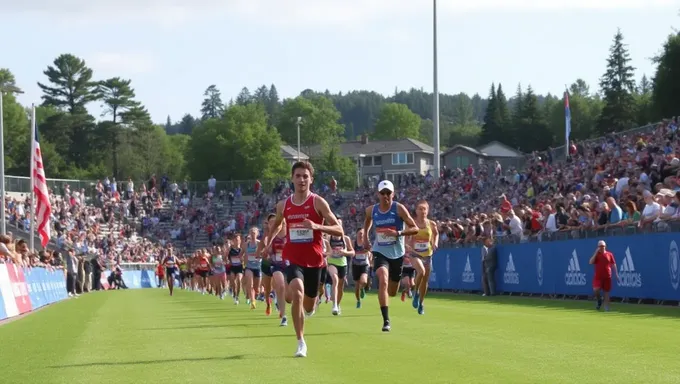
[178,114,197,135]
[278,95,345,148]
[598,29,637,134]
[651,32,680,119]
[316,144,357,190]
[569,79,591,98]
[480,83,499,144]
[635,74,654,126]
[1,88,30,172]
[514,85,552,152]
[0,68,16,88]
[98,77,141,177]
[372,103,421,140]
[187,104,288,181]
[236,87,252,106]
[200,85,224,120]
[38,54,98,113]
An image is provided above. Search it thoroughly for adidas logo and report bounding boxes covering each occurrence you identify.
[619,247,642,288]
[565,250,587,286]
[462,255,475,283]
[503,253,520,284]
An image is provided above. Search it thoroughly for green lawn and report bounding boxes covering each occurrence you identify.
[1,289,679,384]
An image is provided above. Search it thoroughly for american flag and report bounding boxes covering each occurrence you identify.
[31,117,52,247]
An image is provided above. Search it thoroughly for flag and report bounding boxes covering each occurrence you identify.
[564,90,572,145]
[31,117,52,248]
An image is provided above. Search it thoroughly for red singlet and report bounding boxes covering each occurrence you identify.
[271,237,286,264]
[283,193,324,268]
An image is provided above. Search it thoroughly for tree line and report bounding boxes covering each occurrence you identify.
[0,28,678,188]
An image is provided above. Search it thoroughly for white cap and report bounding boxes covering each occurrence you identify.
[597,240,606,247]
[378,180,394,192]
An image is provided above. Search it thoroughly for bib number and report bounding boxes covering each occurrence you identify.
[355,253,367,260]
[289,223,313,243]
[273,251,283,262]
[376,227,397,246]
[248,256,257,262]
[331,247,344,258]
[414,242,429,252]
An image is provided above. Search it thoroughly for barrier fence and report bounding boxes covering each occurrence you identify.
[429,231,680,301]
[3,230,679,322]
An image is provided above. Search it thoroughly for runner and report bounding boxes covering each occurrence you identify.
[211,245,228,300]
[162,249,179,296]
[318,235,331,308]
[178,257,189,290]
[229,234,244,304]
[327,218,354,315]
[269,217,289,326]
[243,227,262,310]
[400,253,415,302]
[156,260,165,288]
[259,214,276,316]
[196,250,212,294]
[409,200,439,315]
[362,180,418,332]
[352,228,372,309]
[266,161,343,357]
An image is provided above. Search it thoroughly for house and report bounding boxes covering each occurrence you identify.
[280,144,309,166]
[441,140,526,171]
[306,135,436,182]
[476,141,526,170]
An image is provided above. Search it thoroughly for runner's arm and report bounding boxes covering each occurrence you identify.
[312,197,344,237]
[429,219,439,251]
[362,206,373,248]
[396,203,419,237]
[343,235,355,257]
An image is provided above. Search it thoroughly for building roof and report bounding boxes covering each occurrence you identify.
[306,138,434,158]
[280,144,308,160]
[442,145,488,157]
[477,140,524,157]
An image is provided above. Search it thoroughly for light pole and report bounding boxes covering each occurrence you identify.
[356,154,366,188]
[296,116,302,162]
[0,84,24,236]
[432,0,441,180]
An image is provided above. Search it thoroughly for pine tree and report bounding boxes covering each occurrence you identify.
[598,29,637,134]
[480,83,498,145]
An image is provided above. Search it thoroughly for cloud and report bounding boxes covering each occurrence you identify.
[86,52,157,74]
[2,0,675,27]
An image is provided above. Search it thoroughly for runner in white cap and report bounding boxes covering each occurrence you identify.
[588,240,619,311]
[362,180,418,332]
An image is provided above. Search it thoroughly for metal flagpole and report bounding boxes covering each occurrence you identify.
[432,0,441,180]
[29,104,36,251]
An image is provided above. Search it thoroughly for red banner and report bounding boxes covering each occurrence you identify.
[7,264,32,315]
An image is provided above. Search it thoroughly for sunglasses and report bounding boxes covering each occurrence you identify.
[379,190,392,196]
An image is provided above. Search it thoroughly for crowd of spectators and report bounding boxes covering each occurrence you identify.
[2,117,679,271]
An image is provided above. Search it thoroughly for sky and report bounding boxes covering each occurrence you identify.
[1,0,678,124]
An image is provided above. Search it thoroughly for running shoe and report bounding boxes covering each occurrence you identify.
[412,292,419,309]
[294,340,307,358]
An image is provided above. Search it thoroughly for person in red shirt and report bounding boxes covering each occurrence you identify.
[589,240,619,311]
[266,161,343,358]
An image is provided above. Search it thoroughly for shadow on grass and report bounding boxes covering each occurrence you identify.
[429,292,680,320]
[216,331,352,340]
[142,321,275,330]
[49,355,248,368]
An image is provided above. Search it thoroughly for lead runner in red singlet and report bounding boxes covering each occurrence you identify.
[266,161,343,358]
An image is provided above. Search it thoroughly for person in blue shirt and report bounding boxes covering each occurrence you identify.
[362,180,418,332]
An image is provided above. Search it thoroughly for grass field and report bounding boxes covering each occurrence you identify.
[1,289,679,384]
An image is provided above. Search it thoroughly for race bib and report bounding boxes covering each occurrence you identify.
[289,223,313,243]
[200,262,208,268]
[230,257,241,265]
[355,252,367,260]
[376,227,397,246]
[248,255,257,262]
[331,247,344,258]
[414,242,429,252]
[273,251,283,262]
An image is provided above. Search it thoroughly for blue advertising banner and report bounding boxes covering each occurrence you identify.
[430,232,680,301]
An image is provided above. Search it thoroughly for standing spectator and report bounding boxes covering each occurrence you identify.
[481,237,497,296]
[65,249,79,297]
[329,176,337,193]
[208,175,216,193]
